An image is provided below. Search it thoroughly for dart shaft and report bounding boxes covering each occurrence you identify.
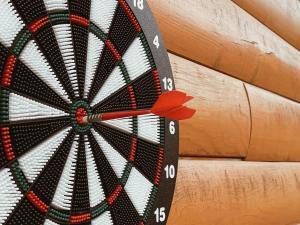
[83,109,151,124]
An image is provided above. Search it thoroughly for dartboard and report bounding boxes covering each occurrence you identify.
[0,0,178,225]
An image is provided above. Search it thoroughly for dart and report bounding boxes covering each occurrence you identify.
[80,91,196,125]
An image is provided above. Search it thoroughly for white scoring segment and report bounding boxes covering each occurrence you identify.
[138,114,161,144]
[123,37,151,81]
[52,24,79,97]
[91,129,127,179]
[102,116,132,134]
[101,115,161,144]
[18,127,72,183]
[125,167,153,216]
[44,0,68,11]
[9,93,68,121]
[0,169,22,224]
[51,136,79,210]
[91,66,126,106]
[85,136,106,208]
[20,40,71,103]
[90,0,118,33]
[84,33,104,98]
[91,36,152,107]
[44,219,59,225]
[92,211,113,225]
[0,0,24,47]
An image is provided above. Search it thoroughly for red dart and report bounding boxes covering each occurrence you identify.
[82,90,196,124]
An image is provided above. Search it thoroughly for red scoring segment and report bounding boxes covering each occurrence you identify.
[118,0,142,32]
[26,191,49,214]
[152,70,162,95]
[2,55,17,87]
[27,13,127,66]
[28,16,50,33]
[1,127,15,161]
[69,15,90,27]
[129,137,138,162]
[107,184,123,205]
[127,85,137,109]
[154,148,164,185]
[69,213,91,224]
[105,39,122,61]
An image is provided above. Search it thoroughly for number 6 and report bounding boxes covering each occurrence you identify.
[169,121,175,135]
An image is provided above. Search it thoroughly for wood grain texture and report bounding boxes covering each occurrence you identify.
[245,84,300,161]
[170,53,250,158]
[232,0,300,51]
[168,159,300,225]
[148,0,300,103]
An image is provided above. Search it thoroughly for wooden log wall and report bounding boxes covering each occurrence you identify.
[148,0,300,103]
[232,0,300,51]
[145,0,300,224]
[170,160,300,225]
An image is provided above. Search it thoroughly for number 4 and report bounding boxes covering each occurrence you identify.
[153,35,160,49]
[155,207,166,223]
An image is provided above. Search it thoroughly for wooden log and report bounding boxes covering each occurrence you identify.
[147,0,300,103]
[232,0,300,51]
[170,53,250,158]
[168,159,300,225]
[245,84,300,161]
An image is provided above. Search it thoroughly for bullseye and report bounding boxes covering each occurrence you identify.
[76,108,88,126]
[70,101,92,133]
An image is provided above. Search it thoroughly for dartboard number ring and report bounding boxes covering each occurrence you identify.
[0,0,179,225]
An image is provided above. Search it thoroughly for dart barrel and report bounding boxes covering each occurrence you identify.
[148,0,300,224]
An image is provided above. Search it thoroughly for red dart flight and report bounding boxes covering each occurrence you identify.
[80,91,196,125]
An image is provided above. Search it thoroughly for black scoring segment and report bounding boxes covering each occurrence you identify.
[94,123,160,184]
[93,70,157,113]
[88,132,119,195]
[110,191,141,225]
[33,24,76,100]
[11,0,76,100]
[71,135,90,214]
[5,131,75,225]
[31,131,75,205]
[93,123,131,159]
[134,138,161,184]
[69,0,91,98]
[70,25,89,99]
[5,198,45,225]
[3,118,70,167]
[88,47,118,102]
[109,4,139,55]
[11,0,47,24]
[10,60,69,111]
[93,85,132,113]
[132,71,159,109]
[68,0,91,18]
[0,44,9,73]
